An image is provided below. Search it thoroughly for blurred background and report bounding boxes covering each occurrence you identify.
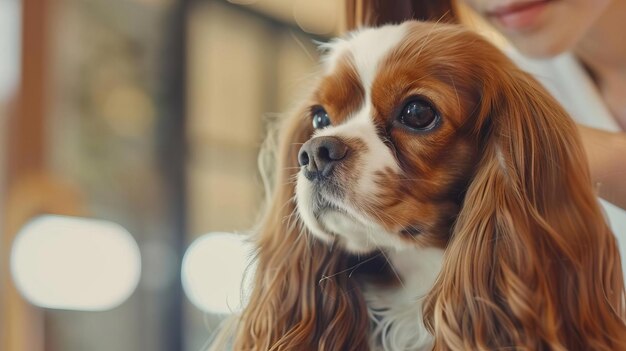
[0,0,343,350]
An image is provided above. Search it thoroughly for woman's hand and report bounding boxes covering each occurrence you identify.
[577,125,626,210]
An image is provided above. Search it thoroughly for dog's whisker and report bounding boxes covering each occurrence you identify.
[319,252,383,282]
[448,73,462,113]
[413,20,443,62]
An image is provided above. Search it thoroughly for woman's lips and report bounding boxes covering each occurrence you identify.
[487,0,551,31]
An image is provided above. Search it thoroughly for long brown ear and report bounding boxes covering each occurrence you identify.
[231,109,370,351]
[424,65,626,350]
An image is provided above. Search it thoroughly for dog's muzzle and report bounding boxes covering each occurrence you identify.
[298,136,349,181]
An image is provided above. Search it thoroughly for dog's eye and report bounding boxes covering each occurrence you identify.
[312,108,331,129]
[398,100,438,131]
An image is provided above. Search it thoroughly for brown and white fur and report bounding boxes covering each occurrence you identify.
[216,21,626,351]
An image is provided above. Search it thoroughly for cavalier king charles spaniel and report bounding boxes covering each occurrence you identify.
[214,21,626,351]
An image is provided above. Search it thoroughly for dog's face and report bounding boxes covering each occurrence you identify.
[295,22,482,253]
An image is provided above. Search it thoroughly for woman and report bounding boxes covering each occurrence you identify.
[346,0,626,271]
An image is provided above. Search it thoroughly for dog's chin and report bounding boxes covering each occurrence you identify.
[296,182,407,254]
[295,190,372,254]
[318,209,381,254]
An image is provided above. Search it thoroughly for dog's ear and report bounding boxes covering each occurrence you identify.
[232,107,370,351]
[424,64,626,350]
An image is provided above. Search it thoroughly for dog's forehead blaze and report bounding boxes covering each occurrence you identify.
[315,54,364,125]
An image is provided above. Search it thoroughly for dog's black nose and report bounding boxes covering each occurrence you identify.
[298,136,349,180]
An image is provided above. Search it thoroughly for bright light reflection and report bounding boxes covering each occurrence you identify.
[11,215,141,311]
[181,232,254,314]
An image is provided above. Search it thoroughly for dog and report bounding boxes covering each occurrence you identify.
[218,21,626,351]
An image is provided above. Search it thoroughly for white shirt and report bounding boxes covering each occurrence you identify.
[507,49,626,274]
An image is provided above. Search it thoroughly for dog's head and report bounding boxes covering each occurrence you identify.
[231,21,626,351]
[295,22,482,253]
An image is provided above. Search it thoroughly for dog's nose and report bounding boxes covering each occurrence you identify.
[298,136,349,180]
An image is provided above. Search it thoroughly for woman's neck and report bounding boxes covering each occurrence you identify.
[575,0,626,127]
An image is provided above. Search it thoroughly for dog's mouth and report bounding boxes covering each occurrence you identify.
[297,176,436,255]
[310,177,345,203]
[312,191,423,235]
[296,166,436,253]
[312,198,357,235]
[303,191,374,251]
[308,186,354,223]
[311,194,344,219]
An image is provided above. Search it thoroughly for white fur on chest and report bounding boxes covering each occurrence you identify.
[363,247,443,351]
